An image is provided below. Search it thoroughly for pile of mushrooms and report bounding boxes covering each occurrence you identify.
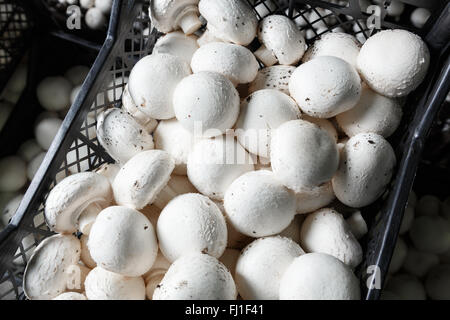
[20,0,432,300]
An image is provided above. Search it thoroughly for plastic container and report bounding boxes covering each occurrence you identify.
[0,0,449,300]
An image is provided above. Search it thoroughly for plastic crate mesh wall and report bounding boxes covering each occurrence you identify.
[0,0,377,300]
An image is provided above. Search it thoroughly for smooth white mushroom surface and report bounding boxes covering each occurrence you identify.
[0,156,27,192]
[302,115,338,142]
[173,71,240,137]
[153,253,237,300]
[96,108,154,164]
[289,56,361,118]
[235,89,301,159]
[271,119,339,192]
[410,8,431,29]
[1,193,23,226]
[332,133,396,208]
[34,117,63,150]
[127,53,191,120]
[80,234,96,269]
[248,65,296,95]
[153,31,199,65]
[279,253,360,300]
[357,29,430,98]
[157,193,227,262]
[64,65,90,87]
[191,42,259,86]
[187,136,254,200]
[88,206,158,277]
[84,266,146,300]
[52,292,87,300]
[36,77,72,111]
[235,236,304,300]
[345,210,368,240]
[300,208,363,268]
[94,162,121,185]
[112,150,175,209]
[149,0,201,35]
[85,7,106,30]
[224,170,296,237]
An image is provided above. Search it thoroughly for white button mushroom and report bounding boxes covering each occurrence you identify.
[410,8,431,29]
[80,0,95,9]
[112,150,175,209]
[44,172,112,233]
[36,77,72,111]
[78,203,102,235]
[271,119,339,192]
[302,114,338,142]
[88,206,158,277]
[84,266,146,300]
[300,208,363,268]
[302,32,361,69]
[345,210,368,240]
[289,56,361,118]
[173,72,240,137]
[0,156,27,192]
[248,65,296,95]
[191,42,259,86]
[53,292,87,300]
[85,7,106,30]
[157,193,227,262]
[409,216,450,255]
[235,236,304,300]
[80,234,96,269]
[332,133,396,208]
[187,136,254,200]
[385,0,404,19]
[70,85,81,104]
[388,237,408,274]
[403,248,439,278]
[128,53,191,120]
[34,117,63,150]
[357,29,430,98]
[399,205,415,235]
[64,65,90,87]
[255,15,306,67]
[1,193,23,226]
[121,84,158,132]
[23,234,81,300]
[27,152,46,181]
[95,0,112,15]
[235,89,301,159]
[295,181,335,215]
[279,253,360,300]
[96,108,154,164]
[153,253,237,300]
[153,31,199,65]
[94,162,121,184]
[224,170,296,237]
[198,0,258,46]
[149,0,201,35]
[153,119,198,175]
[384,274,426,300]
[415,194,441,216]
[336,84,403,138]
[153,175,198,209]
[425,265,450,300]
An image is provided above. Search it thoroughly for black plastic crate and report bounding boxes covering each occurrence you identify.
[0,0,449,300]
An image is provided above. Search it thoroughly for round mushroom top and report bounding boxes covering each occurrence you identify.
[357,29,430,98]
[153,31,199,65]
[270,119,339,192]
[157,193,227,262]
[150,0,200,33]
[289,56,362,118]
[257,14,307,65]
[199,0,258,45]
[235,236,304,299]
[128,53,191,120]
[191,42,259,85]
[302,32,360,69]
[153,253,237,300]
[36,76,72,111]
[249,65,296,95]
[0,156,27,193]
[279,252,361,300]
[52,292,87,300]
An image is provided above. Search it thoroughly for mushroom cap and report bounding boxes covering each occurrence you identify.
[35,117,63,150]
[1,193,23,226]
[409,215,450,255]
[300,208,363,268]
[112,150,175,209]
[80,234,96,269]
[403,248,439,278]
[173,71,240,137]
[385,274,426,300]
[88,206,158,277]
[279,252,360,300]
[36,76,72,111]
[191,42,259,85]
[84,266,146,300]
[332,132,396,208]
[336,85,403,138]
[301,114,338,142]
[199,0,258,46]
[235,236,304,300]
[149,0,200,34]
[224,170,296,237]
[65,65,90,86]
[153,253,236,300]
[45,172,112,233]
[236,89,301,158]
[0,156,27,192]
[153,174,198,209]
[153,31,199,65]
[23,234,81,300]
[52,292,87,300]
[357,29,430,98]
[410,8,431,29]
[187,136,254,200]
[289,56,361,118]
[128,53,191,119]
[85,7,106,30]
[248,65,296,95]
[18,139,42,163]
[96,108,154,164]
[153,119,198,175]
[94,162,121,185]
[121,84,158,132]
[302,32,360,68]
[157,193,227,262]
[257,15,307,65]
[295,181,335,214]
[388,237,408,274]
[271,119,339,192]
[399,205,415,235]
[425,265,450,300]
[345,210,368,240]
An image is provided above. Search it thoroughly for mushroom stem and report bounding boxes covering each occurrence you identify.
[197,29,222,46]
[254,45,278,67]
[178,11,202,35]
